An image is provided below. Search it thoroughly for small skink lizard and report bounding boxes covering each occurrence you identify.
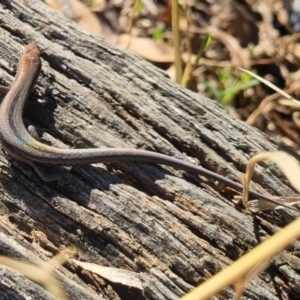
[0,44,291,209]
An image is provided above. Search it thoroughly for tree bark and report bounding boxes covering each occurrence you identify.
[0,1,299,299]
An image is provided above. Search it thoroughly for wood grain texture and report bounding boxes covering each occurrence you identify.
[0,1,299,299]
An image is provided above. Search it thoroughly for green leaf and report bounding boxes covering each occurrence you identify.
[194,33,212,66]
[152,24,166,41]
[204,82,224,101]
[135,0,144,13]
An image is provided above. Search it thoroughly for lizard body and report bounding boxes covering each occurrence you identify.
[0,44,287,208]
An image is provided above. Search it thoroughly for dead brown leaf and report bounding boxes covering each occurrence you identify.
[73,259,143,290]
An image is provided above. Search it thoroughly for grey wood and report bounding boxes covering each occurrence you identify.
[0,1,299,299]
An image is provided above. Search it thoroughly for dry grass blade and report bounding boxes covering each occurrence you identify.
[180,213,300,300]
[239,68,300,107]
[249,196,300,212]
[242,151,300,211]
[172,0,182,83]
[234,260,271,300]
[0,249,71,299]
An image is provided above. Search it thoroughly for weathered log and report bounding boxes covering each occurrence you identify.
[0,1,299,299]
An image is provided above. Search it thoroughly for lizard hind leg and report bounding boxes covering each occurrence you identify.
[30,162,69,182]
[27,125,71,181]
